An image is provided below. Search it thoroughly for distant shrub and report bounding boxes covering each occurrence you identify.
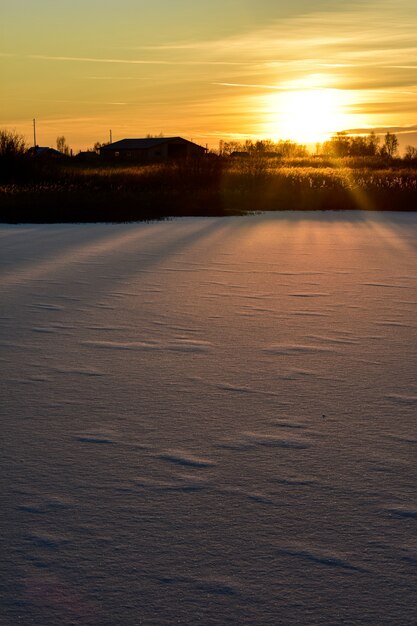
[0,129,27,158]
[404,145,417,162]
[0,129,29,182]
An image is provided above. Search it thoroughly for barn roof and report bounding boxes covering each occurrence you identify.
[28,146,65,157]
[100,137,203,150]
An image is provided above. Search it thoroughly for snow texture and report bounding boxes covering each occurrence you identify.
[1,211,417,625]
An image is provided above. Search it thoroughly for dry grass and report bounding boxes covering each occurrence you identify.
[1,156,416,222]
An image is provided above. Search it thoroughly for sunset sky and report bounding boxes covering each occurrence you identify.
[1,0,416,151]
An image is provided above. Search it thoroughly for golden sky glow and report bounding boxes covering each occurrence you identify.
[1,0,417,151]
[264,88,355,143]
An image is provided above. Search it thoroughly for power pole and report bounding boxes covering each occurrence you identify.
[33,118,37,148]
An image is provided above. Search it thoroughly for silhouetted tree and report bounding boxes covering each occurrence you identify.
[56,136,70,155]
[382,132,399,158]
[275,140,307,158]
[322,132,350,157]
[404,145,417,160]
[219,138,307,158]
[0,129,28,182]
[321,132,381,158]
[92,141,109,153]
[348,133,380,157]
[366,131,380,156]
[0,129,27,157]
[220,140,242,156]
[348,136,364,156]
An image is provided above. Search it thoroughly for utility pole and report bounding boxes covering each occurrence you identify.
[33,118,37,148]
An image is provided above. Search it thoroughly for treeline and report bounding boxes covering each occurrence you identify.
[321,132,382,157]
[320,131,417,160]
[2,127,417,169]
[219,139,308,158]
[1,127,417,222]
[218,132,417,161]
[218,133,417,161]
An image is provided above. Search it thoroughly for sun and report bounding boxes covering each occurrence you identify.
[266,88,353,144]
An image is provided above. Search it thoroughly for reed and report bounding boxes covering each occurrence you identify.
[1,156,416,222]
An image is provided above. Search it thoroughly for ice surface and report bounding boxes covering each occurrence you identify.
[1,211,417,625]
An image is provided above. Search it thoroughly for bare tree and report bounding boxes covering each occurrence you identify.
[404,145,417,160]
[382,132,399,158]
[0,129,28,183]
[220,140,242,156]
[93,141,107,153]
[0,129,27,157]
[366,131,380,156]
[56,136,70,155]
[322,132,350,157]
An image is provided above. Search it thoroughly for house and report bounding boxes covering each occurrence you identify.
[27,146,66,158]
[99,137,206,161]
[75,151,100,162]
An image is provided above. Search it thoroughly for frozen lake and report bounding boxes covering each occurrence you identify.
[1,212,417,625]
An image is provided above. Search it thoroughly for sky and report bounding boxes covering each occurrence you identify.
[1,0,416,151]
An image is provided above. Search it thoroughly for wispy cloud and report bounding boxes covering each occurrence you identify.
[347,124,417,135]
[52,99,127,105]
[212,82,285,90]
[27,54,243,66]
[84,76,154,81]
[124,42,220,51]
[3,0,417,148]
[118,0,417,91]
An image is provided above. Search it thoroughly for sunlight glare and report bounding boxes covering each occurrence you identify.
[267,88,354,144]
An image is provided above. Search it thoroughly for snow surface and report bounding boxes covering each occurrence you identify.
[1,211,416,625]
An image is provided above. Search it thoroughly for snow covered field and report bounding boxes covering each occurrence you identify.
[1,211,416,625]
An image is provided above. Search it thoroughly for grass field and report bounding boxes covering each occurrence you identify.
[1,156,416,222]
